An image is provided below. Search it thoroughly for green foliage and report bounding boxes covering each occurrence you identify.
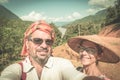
[105,0,120,25]
[62,22,103,42]
[50,23,62,47]
[0,19,32,71]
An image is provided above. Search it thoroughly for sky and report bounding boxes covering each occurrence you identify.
[0,0,116,23]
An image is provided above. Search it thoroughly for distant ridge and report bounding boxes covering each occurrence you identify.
[54,21,70,27]
[63,9,107,27]
[0,5,21,20]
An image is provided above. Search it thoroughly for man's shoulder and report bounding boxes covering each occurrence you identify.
[5,63,21,69]
[1,63,22,77]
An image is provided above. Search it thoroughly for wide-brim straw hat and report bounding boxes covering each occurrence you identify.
[67,35,120,63]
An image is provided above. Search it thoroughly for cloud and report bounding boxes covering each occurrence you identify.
[20,11,47,21]
[86,0,116,15]
[0,0,8,4]
[88,0,116,9]
[72,12,81,18]
[86,8,96,14]
[20,11,82,22]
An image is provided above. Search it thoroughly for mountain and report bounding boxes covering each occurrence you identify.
[65,9,107,27]
[80,9,107,23]
[54,21,70,27]
[0,5,21,20]
[60,9,107,43]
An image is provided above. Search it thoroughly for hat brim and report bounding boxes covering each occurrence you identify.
[67,35,120,63]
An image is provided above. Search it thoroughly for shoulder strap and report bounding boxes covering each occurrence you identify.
[76,66,83,72]
[18,62,26,80]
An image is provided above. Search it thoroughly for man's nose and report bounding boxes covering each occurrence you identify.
[40,41,48,48]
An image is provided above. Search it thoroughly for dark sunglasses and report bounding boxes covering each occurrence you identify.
[79,46,98,54]
[29,38,53,46]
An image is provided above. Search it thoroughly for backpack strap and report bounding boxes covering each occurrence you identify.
[18,62,26,80]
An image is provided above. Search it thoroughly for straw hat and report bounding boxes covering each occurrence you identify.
[67,35,120,63]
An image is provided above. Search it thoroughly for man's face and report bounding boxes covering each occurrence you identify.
[26,30,53,63]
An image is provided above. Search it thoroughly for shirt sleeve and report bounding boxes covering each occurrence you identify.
[0,63,21,80]
[60,59,87,80]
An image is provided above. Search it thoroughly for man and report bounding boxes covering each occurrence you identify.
[0,20,87,80]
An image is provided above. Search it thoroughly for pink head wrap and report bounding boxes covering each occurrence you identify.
[21,20,55,56]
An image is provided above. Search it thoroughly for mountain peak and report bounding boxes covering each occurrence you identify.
[0,5,21,20]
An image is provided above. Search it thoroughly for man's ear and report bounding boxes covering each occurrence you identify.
[26,39,29,50]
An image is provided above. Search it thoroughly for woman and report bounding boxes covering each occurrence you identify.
[67,35,120,80]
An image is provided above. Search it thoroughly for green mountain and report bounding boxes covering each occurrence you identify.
[64,9,107,27]
[62,9,107,43]
[0,5,21,20]
[77,9,107,23]
[0,5,22,27]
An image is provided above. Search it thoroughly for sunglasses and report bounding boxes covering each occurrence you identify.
[79,46,98,54]
[29,38,53,46]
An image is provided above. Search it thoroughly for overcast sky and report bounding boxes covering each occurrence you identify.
[0,0,116,22]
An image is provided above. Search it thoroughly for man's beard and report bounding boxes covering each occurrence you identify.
[34,53,50,65]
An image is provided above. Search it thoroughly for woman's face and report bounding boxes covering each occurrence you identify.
[79,41,100,66]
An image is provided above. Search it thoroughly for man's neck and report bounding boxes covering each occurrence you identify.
[29,56,47,67]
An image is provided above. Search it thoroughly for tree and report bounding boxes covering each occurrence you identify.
[105,0,120,25]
